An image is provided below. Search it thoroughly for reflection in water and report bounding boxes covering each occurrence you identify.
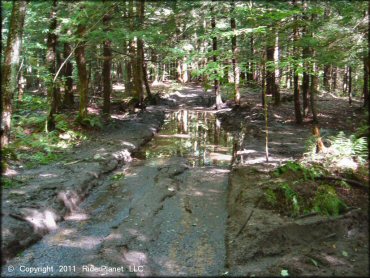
[136,110,235,167]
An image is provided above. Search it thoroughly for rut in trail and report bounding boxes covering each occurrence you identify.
[3,86,234,277]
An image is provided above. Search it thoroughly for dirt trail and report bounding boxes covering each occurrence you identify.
[2,84,368,277]
[2,85,230,276]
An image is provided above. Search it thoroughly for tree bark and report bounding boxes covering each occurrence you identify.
[231,0,240,105]
[135,0,145,106]
[293,0,302,124]
[348,66,352,105]
[102,11,112,116]
[266,33,280,105]
[247,35,254,81]
[363,57,369,108]
[302,47,310,117]
[46,0,58,131]
[211,5,223,110]
[63,42,74,107]
[1,0,27,147]
[75,24,89,119]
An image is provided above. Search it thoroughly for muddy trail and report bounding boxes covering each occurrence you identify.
[2,86,234,276]
[2,84,368,277]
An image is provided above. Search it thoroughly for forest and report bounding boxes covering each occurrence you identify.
[1,0,369,277]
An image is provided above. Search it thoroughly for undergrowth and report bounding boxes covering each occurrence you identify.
[264,161,348,217]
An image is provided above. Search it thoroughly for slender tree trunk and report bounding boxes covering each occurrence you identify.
[331,66,337,91]
[75,24,89,119]
[323,65,331,92]
[46,0,58,131]
[231,0,240,105]
[211,5,223,110]
[293,0,302,124]
[102,11,112,117]
[266,33,280,105]
[302,1,310,117]
[261,51,266,107]
[310,59,319,124]
[139,0,151,99]
[135,0,145,106]
[247,35,254,81]
[1,0,27,147]
[63,42,74,107]
[348,66,352,105]
[364,57,369,108]
[302,47,310,117]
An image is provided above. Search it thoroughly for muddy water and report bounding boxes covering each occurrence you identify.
[3,109,232,277]
[136,109,235,167]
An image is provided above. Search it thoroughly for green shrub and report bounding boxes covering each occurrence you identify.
[312,185,347,216]
[264,188,277,206]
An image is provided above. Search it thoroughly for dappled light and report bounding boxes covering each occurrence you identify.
[1,0,368,277]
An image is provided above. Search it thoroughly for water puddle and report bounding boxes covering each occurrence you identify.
[135,109,235,167]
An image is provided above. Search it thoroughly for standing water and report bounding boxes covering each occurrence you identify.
[3,108,234,277]
[136,109,235,167]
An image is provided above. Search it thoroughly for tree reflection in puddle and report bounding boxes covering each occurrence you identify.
[136,110,234,167]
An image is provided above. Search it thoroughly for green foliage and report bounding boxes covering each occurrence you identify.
[55,114,70,132]
[2,177,19,189]
[16,94,48,112]
[274,161,324,180]
[312,185,347,216]
[280,183,300,216]
[328,132,368,164]
[78,115,103,129]
[264,188,277,206]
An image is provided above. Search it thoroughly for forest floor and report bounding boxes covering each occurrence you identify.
[2,82,368,276]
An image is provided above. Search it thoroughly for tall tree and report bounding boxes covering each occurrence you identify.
[230,0,240,106]
[211,4,223,110]
[293,0,303,124]
[46,0,58,131]
[266,32,280,105]
[301,0,310,117]
[75,16,89,119]
[102,8,112,116]
[1,1,27,147]
[62,41,74,107]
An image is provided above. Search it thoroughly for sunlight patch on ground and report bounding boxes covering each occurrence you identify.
[23,208,58,231]
[113,83,125,91]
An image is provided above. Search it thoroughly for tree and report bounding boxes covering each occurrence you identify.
[211,4,223,110]
[46,0,58,131]
[75,19,89,119]
[1,0,27,147]
[102,8,112,116]
[230,0,240,106]
[62,41,74,107]
[292,0,303,124]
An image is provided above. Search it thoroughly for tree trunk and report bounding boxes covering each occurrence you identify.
[231,0,240,105]
[348,66,352,106]
[363,57,369,108]
[266,33,280,105]
[302,47,310,117]
[102,11,112,117]
[211,5,223,110]
[331,66,337,91]
[247,35,254,81]
[63,42,74,107]
[46,0,58,131]
[1,0,27,147]
[135,0,145,106]
[323,65,331,92]
[75,24,89,119]
[293,0,302,124]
